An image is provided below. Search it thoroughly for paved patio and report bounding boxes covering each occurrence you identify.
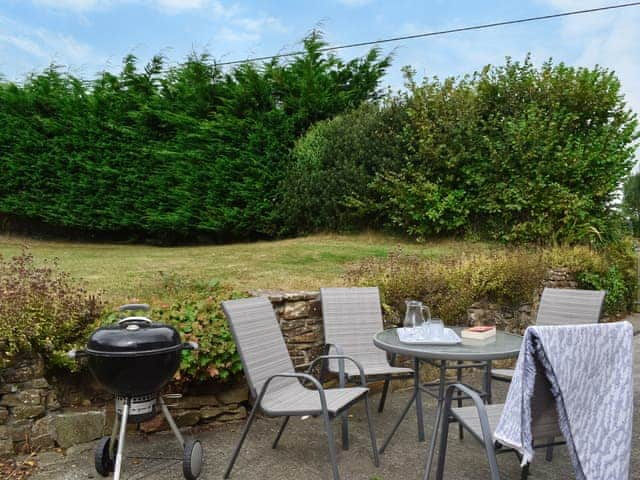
[30,334,639,480]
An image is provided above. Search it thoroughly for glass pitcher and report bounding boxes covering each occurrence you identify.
[404,300,431,329]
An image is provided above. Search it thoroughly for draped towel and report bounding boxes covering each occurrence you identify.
[493,322,634,480]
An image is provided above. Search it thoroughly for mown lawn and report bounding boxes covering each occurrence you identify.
[0,233,489,302]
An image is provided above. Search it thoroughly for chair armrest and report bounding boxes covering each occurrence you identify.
[307,354,367,387]
[257,372,329,413]
[444,383,495,447]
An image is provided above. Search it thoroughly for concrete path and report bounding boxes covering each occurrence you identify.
[30,335,640,480]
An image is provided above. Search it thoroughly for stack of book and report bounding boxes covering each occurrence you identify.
[461,325,496,341]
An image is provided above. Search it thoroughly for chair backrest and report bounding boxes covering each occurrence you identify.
[536,288,605,326]
[222,296,295,398]
[320,287,389,365]
[529,359,563,441]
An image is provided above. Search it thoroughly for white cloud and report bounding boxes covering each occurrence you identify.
[538,0,640,169]
[233,15,286,34]
[0,15,104,78]
[540,1,640,110]
[156,0,207,9]
[30,0,240,15]
[336,0,373,6]
[32,0,112,12]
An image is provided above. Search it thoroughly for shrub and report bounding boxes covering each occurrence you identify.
[291,57,639,244]
[346,247,547,324]
[0,251,103,368]
[346,239,637,322]
[98,276,245,385]
[278,100,407,234]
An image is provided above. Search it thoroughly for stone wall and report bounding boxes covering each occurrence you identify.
[466,267,580,331]
[251,290,324,368]
[0,354,61,458]
[0,354,247,458]
[0,271,584,457]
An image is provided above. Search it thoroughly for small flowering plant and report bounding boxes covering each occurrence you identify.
[0,250,104,369]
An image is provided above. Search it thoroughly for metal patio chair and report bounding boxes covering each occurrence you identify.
[222,296,379,480]
[434,367,563,480]
[433,321,633,480]
[320,287,414,416]
[491,288,605,382]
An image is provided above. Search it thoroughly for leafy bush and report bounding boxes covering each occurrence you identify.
[346,240,637,321]
[0,251,104,368]
[346,247,547,323]
[99,277,245,385]
[278,100,407,234]
[291,57,639,244]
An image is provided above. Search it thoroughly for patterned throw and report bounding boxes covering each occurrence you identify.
[493,322,634,480]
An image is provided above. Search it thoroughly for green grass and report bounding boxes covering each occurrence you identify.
[0,232,487,302]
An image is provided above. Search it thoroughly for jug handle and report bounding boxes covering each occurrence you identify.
[422,305,431,322]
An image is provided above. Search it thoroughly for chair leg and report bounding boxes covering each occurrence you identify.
[521,463,530,479]
[363,394,380,467]
[224,400,260,479]
[434,409,451,480]
[341,412,349,450]
[456,361,463,439]
[322,409,340,480]
[378,375,391,413]
[272,416,289,449]
[545,438,554,461]
[482,433,501,480]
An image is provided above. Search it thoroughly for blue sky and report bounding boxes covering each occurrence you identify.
[0,0,639,115]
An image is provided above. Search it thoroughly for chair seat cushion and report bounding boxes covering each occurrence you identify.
[261,384,368,417]
[452,403,562,444]
[491,368,515,381]
[329,363,414,378]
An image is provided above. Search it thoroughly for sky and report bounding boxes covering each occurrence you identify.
[0,0,639,117]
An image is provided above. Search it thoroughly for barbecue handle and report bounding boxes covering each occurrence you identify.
[117,316,153,325]
[182,342,199,351]
[118,303,150,312]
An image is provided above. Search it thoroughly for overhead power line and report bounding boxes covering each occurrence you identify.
[215,2,640,67]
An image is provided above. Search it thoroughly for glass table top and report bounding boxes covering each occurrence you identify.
[373,327,522,361]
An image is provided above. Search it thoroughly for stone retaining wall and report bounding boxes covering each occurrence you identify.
[251,290,324,368]
[466,268,580,331]
[0,268,584,457]
[0,355,247,458]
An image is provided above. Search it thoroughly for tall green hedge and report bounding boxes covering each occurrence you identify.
[2,49,638,244]
[0,33,390,243]
[283,58,639,243]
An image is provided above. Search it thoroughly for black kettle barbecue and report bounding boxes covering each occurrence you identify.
[70,304,204,480]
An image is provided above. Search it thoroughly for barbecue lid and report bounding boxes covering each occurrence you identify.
[86,317,182,357]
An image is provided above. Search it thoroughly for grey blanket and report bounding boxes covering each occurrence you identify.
[493,322,634,480]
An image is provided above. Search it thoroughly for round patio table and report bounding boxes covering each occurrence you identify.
[373,327,522,480]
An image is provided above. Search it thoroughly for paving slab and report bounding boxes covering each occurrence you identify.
[29,336,640,480]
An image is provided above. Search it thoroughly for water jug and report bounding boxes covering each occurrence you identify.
[403,300,431,329]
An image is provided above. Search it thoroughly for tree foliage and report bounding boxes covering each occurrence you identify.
[284,57,639,243]
[622,172,640,236]
[0,32,390,243]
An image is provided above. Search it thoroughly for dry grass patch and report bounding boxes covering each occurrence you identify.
[0,233,490,302]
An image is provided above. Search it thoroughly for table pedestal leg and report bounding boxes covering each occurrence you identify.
[484,360,493,404]
[379,357,425,453]
[423,361,447,480]
[379,387,418,453]
[414,357,425,442]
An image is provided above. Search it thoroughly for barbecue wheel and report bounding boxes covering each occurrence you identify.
[95,436,117,476]
[182,438,203,479]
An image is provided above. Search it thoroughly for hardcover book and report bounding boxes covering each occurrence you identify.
[461,325,496,340]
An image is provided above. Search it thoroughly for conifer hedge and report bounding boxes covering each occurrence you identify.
[0,33,390,243]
